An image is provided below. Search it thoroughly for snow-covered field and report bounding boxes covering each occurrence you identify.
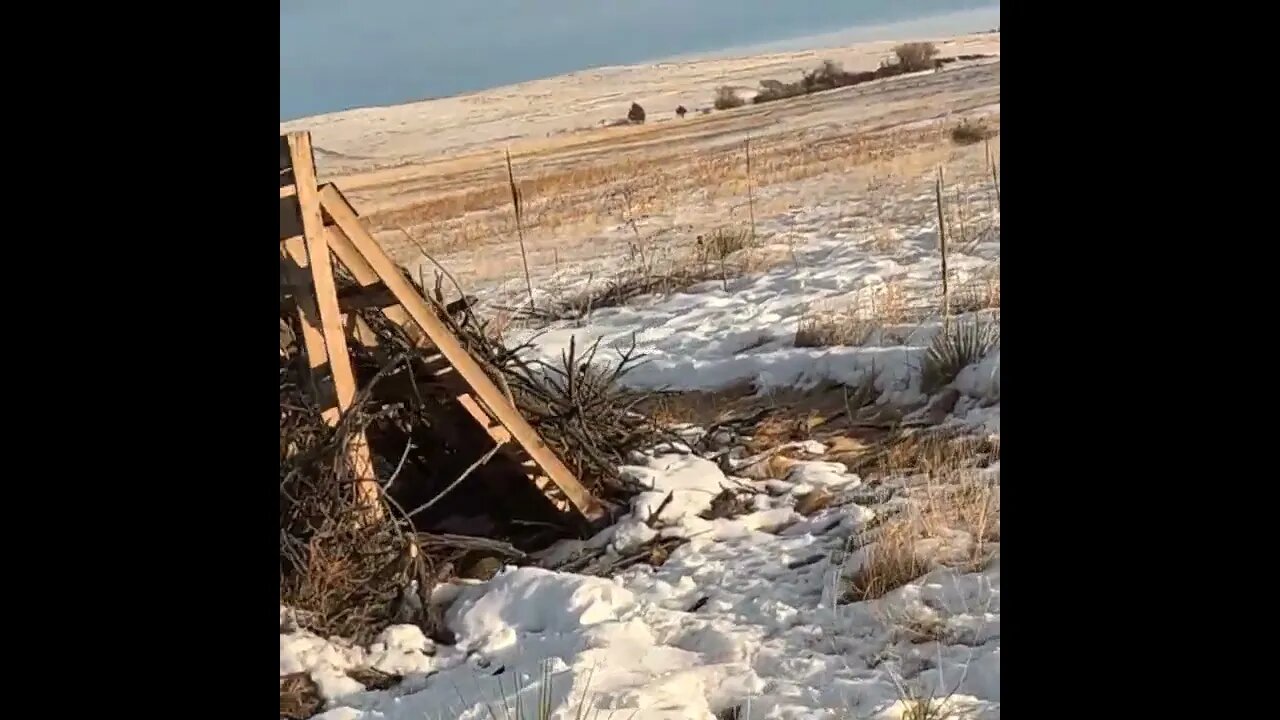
[283,29,1000,720]
[281,150,1001,718]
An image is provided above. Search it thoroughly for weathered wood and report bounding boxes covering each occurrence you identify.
[456,393,513,444]
[280,239,333,408]
[313,203,435,351]
[281,194,341,243]
[282,281,476,316]
[287,132,380,512]
[318,183,605,523]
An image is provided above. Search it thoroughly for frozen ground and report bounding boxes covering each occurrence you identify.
[283,448,999,720]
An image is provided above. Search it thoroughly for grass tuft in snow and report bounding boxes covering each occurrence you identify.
[899,690,958,720]
[795,313,876,348]
[845,520,929,602]
[280,672,323,720]
[463,662,637,720]
[843,454,999,602]
[850,428,998,480]
[949,273,1000,314]
[794,281,913,348]
[921,317,999,394]
[699,226,753,261]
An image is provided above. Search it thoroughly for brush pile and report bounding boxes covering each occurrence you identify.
[366,269,668,499]
[280,266,664,645]
[279,356,444,644]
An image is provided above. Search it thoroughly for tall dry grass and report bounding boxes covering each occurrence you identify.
[843,433,999,603]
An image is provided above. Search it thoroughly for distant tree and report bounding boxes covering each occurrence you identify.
[713,86,745,110]
[893,42,939,72]
[628,102,646,123]
[676,105,688,118]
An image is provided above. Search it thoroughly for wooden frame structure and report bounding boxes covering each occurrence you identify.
[280,131,605,525]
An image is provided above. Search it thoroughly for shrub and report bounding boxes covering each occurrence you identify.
[628,102,646,123]
[893,42,939,72]
[921,318,1000,393]
[676,105,688,118]
[794,311,876,348]
[699,226,752,261]
[713,86,745,110]
[754,78,805,104]
[950,120,989,145]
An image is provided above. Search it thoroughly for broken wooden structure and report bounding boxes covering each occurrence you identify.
[279,131,605,526]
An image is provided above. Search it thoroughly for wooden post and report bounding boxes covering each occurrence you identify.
[935,166,950,335]
[286,132,381,514]
[745,138,756,241]
[280,241,333,407]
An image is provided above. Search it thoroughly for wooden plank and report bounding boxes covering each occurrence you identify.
[321,222,379,285]
[319,184,605,523]
[281,194,340,243]
[345,313,381,350]
[290,134,358,412]
[318,193,436,350]
[456,393,513,444]
[280,240,333,408]
[281,195,303,242]
[288,132,380,512]
[282,282,477,317]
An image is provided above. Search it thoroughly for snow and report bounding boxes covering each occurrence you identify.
[491,178,999,413]
[283,442,999,719]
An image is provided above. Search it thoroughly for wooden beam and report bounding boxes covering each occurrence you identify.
[287,132,380,512]
[280,240,332,408]
[318,184,605,523]
[290,134,357,413]
[282,282,477,317]
[456,393,512,444]
[318,191,435,350]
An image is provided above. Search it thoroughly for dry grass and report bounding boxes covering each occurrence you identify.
[842,430,999,603]
[898,691,959,720]
[794,281,914,348]
[527,225,760,320]
[361,122,970,261]
[950,120,990,146]
[843,474,998,602]
[845,519,929,602]
[869,224,902,254]
[642,384,759,428]
[893,42,940,72]
[280,672,323,720]
[795,310,876,348]
[850,429,1000,479]
[921,317,1000,394]
[365,128,996,291]
[950,273,1000,313]
[714,86,746,110]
